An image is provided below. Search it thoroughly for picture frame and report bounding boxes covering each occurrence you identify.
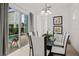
[53,16,62,25]
[53,26,62,34]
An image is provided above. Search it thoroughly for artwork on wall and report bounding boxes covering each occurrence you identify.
[53,16,63,34]
[53,26,62,34]
[53,16,62,25]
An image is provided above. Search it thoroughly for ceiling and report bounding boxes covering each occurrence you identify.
[9,3,72,15]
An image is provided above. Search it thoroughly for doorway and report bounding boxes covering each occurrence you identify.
[7,7,29,55]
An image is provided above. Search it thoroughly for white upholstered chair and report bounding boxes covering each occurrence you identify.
[51,32,70,56]
[54,32,66,47]
[31,36,45,56]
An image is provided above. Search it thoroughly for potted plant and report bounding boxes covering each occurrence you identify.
[42,31,53,41]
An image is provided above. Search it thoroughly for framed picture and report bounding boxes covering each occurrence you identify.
[53,26,62,34]
[53,16,62,25]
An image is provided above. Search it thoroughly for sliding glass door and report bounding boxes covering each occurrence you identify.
[7,7,28,55]
[20,14,28,47]
[8,8,20,54]
[0,4,29,55]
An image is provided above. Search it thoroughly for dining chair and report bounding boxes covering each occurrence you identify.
[50,32,70,56]
[28,36,33,56]
[30,36,45,56]
[54,32,66,47]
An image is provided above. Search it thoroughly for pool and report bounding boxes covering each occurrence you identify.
[8,34,18,42]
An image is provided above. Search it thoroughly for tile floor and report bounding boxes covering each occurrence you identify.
[8,36,79,56]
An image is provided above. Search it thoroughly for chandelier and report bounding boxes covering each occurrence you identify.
[41,4,52,15]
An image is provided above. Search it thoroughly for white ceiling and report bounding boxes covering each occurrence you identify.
[9,3,72,15]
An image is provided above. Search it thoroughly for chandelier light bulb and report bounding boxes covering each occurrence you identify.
[47,10,52,14]
[41,10,45,15]
[45,12,48,15]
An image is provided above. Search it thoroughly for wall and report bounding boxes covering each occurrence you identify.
[69,4,79,53]
[34,6,71,37]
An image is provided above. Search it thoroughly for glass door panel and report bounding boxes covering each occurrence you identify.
[8,7,20,54]
[20,14,28,47]
[8,7,29,55]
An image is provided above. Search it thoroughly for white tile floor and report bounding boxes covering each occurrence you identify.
[7,40,79,56]
[8,44,79,56]
[8,44,30,56]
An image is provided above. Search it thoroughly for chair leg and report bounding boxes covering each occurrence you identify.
[50,52,66,56]
[48,51,54,56]
[29,47,31,56]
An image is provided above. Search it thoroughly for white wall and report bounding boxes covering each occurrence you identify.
[34,6,71,37]
[69,4,79,53]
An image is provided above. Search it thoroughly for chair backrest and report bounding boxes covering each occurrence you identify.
[62,32,67,46]
[64,32,69,48]
[64,32,70,54]
[54,34,63,42]
[29,32,33,36]
[31,36,44,56]
[29,32,38,37]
